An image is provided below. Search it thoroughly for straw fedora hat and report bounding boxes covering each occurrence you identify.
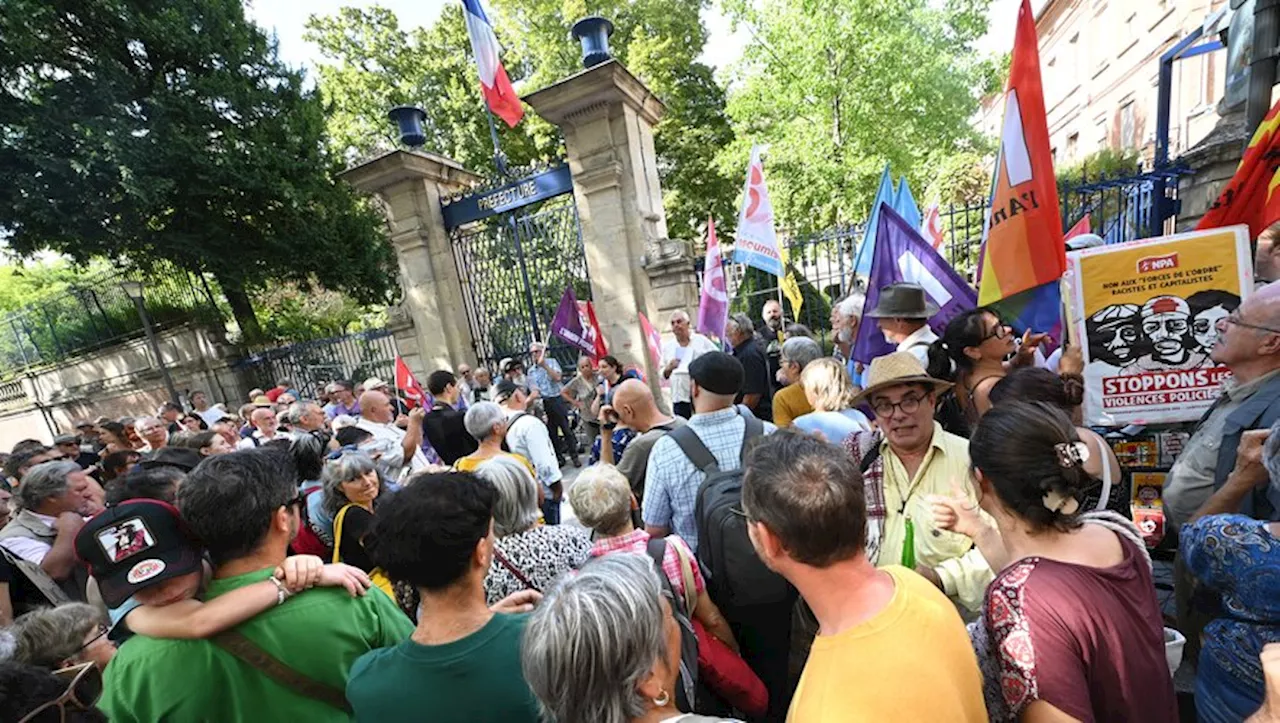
[851,351,953,407]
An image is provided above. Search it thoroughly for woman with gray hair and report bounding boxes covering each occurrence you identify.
[321,450,393,597]
[569,464,737,652]
[522,553,742,723]
[455,401,537,477]
[472,455,590,606]
[11,602,116,671]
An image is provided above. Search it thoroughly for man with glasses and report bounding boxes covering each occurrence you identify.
[842,352,993,612]
[661,310,717,420]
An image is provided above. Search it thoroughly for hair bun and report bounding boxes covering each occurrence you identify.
[1060,373,1085,407]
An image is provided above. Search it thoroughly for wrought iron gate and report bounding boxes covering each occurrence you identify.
[443,164,591,370]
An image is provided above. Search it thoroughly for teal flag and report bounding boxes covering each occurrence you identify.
[851,164,895,277]
[894,177,922,232]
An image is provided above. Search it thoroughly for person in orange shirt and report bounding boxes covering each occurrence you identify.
[741,431,987,723]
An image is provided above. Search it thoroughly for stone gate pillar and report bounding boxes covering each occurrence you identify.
[525,60,697,395]
[340,151,482,376]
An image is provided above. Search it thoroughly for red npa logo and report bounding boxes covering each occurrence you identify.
[1138,253,1178,274]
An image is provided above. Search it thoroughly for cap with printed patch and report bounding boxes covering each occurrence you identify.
[74,499,203,608]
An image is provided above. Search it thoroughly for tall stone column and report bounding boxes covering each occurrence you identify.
[340,150,482,376]
[525,60,689,392]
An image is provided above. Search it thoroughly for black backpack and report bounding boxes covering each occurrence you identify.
[670,407,792,609]
[644,537,699,712]
[499,412,526,453]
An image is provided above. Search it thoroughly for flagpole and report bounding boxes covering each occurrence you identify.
[482,105,510,177]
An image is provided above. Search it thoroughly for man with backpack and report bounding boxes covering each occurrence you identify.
[596,379,685,501]
[643,352,795,722]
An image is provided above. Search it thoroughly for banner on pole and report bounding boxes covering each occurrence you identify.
[852,204,977,363]
[733,145,784,277]
[1067,225,1253,425]
[394,356,427,409]
[698,217,730,344]
[550,286,603,358]
[639,312,663,371]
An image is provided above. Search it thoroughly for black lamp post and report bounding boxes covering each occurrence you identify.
[121,280,180,407]
[571,16,615,69]
[388,106,427,148]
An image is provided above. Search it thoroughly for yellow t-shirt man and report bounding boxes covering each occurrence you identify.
[787,566,987,723]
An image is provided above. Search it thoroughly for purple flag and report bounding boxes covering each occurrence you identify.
[550,286,594,356]
[697,217,730,343]
[852,203,978,364]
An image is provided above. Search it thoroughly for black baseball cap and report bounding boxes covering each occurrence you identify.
[494,379,521,403]
[75,499,203,608]
[138,447,203,473]
[689,352,744,395]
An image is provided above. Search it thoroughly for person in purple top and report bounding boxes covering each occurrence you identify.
[325,380,361,420]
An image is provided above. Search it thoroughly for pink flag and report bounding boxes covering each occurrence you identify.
[923,203,944,250]
[1064,213,1091,241]
[639,312,663,370]
[697,217,729,343]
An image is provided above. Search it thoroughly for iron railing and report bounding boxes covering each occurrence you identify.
[450,193,591,372]
[230,329,400,402]
[0,264,222,376]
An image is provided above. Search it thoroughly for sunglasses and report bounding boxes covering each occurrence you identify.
[18,662,103,723]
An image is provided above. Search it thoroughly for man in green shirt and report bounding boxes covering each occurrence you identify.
[346,472,542,723]
[99,449,414,722]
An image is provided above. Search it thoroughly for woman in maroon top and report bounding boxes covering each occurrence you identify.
[967,402,1176,722]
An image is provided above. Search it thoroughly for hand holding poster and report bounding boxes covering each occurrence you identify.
[1067,225,1253,425]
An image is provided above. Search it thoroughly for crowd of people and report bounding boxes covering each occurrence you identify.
[1,273,1280,722]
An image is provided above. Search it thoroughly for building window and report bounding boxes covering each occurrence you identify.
[1067,132,1079,159]
[1120,102,1136,149]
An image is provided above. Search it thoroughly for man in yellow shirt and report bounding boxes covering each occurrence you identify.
[843,352,994,611]
[742,430,987,723]
[771,337,819,427]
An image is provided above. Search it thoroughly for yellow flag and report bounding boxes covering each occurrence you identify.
[778,246,804,318]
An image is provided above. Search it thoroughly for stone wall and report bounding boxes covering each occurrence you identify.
[1176,110,1248,231]
[0,323,250,449]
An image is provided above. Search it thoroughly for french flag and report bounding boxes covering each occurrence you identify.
[461,0,524,128]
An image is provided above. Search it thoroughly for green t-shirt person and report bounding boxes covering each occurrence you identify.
[347,612,540,722]
[99,567,414,722]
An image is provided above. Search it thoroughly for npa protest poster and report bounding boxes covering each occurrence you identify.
[1067,225,1252,425]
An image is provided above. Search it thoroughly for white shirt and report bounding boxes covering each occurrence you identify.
[504,407,562,490]
[196,406,228,427]
[235,429,289,450]
[662,333,719,403]
[356,418,428,478]
[0,511,57,564]
[896,325,939,365]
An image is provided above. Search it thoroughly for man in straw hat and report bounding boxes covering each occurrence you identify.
[841,351,993,612]
[864,282,939,366]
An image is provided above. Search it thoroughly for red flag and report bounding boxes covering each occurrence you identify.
[462,0,524,128]
[1197,98,1280,236]
[1064,214,1091,241]
[581,301,608,360]
[977,0,1065,306]
[923,204,944,250]
[639,312,662,370]
[394,356,427,409]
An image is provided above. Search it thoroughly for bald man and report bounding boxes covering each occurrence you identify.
[598,379,686,499]
[236,407,284,449]
[356,390,427,479]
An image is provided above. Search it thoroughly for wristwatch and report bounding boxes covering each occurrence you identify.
[602,422,617,431]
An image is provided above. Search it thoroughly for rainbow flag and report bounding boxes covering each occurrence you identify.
[976,0,1065,311]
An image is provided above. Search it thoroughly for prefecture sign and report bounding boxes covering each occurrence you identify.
[442,165,574,230]
[1066,225,1253,425]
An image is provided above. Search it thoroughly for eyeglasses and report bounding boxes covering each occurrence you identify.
[17,662,103,723]
[980,322,1011,342]
[871,394,927,418]
[75,624,109,654]
[1225,311,1280,335]
[729,506,758,523]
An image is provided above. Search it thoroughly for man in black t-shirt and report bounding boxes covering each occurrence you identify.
[727,313,773,421]
[422,371,479,466]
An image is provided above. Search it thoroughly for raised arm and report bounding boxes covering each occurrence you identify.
[124,557,369,639]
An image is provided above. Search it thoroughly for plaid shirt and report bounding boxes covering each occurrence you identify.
[591,529,704,601]
[844,430,887,565]
[642,406,776,551]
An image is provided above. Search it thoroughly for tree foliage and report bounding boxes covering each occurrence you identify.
[718,0,995,233]
[306,1,737,243]
[0,0,396,341]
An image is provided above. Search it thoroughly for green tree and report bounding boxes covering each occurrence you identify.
[0,0,396,340]
[718,0,995,232]
[306,1,737,242]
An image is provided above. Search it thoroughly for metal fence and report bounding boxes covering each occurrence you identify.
[720,165,1193,347]
[230,328,399,401]
[0,264,222,375]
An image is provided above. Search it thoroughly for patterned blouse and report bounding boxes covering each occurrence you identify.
[590,427,637,466]
[483,524,592,605]
[981,522,1176,722]
[1182,514,1280,723]
[590,529,705,601]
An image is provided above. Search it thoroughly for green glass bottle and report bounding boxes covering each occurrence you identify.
[901,516,916,569]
